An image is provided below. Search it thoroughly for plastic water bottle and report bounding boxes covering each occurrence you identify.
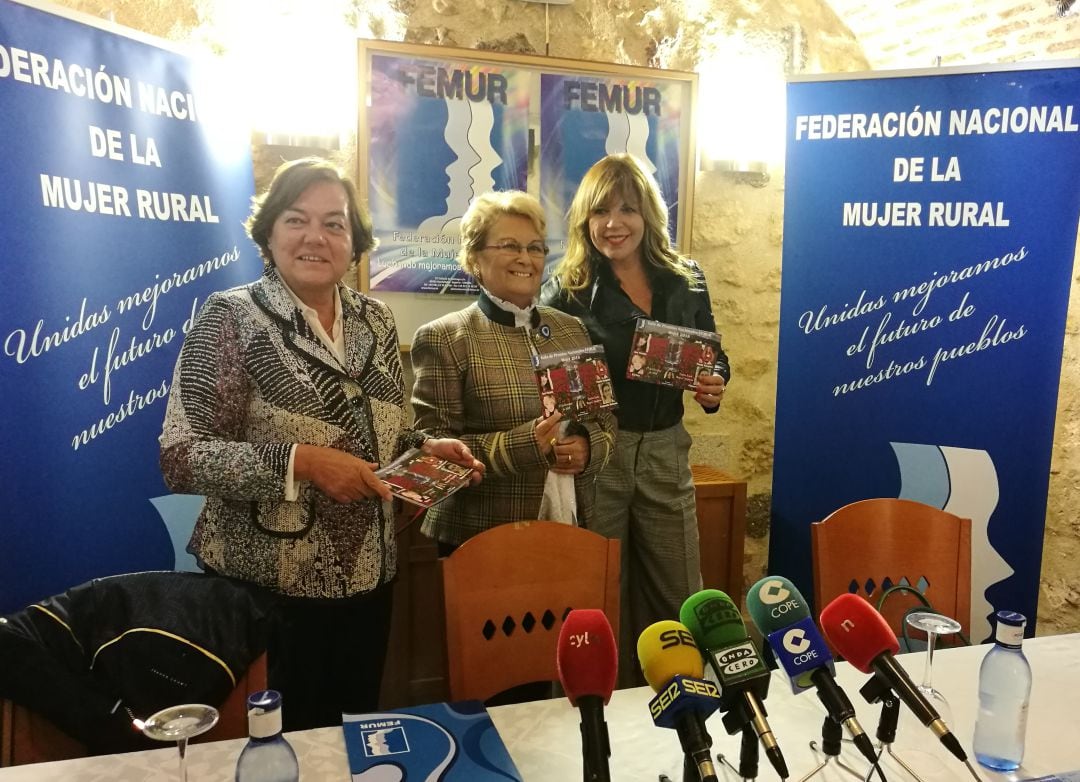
[235,690,300,782]
[973,611,1031,771]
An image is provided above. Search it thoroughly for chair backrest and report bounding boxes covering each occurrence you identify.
[442,521,620,703]
[811,498,972,638]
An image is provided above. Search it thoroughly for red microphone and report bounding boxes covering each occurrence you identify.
[557,609,617,782]
[819,593,967,762]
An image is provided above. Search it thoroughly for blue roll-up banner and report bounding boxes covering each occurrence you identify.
[0,0,260,612]
[770,63,1080,640]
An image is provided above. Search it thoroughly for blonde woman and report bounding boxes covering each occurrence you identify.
[541,154,730,685]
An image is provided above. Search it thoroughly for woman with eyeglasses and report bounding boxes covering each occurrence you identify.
[410,190,615,555]
[541,153,730,686]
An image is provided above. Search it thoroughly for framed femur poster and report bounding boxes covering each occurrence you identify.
[356,40,697,346]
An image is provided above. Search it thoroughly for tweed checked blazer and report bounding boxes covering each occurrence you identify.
[159,268,425,599]
[411,297,616,546]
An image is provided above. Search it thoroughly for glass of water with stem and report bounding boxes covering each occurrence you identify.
[905,610,963,724]
[140,703,219,782]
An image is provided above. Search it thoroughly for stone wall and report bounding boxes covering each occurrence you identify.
[826,0,1080,69]
[50,0,1080,633]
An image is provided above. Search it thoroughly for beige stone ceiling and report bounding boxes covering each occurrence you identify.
[823,0,1080,71]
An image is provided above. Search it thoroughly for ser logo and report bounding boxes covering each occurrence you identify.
[659,627,697,650]
[649,677,721,719]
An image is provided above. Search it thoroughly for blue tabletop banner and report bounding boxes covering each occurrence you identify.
[769,63,1080,640]
[0,0,260,612]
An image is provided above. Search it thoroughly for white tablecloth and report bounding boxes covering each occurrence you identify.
[2,633,1078,781]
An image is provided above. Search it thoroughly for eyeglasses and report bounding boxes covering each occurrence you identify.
[483,240,549,259]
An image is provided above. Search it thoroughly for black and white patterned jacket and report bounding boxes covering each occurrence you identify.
[159,268,425,598]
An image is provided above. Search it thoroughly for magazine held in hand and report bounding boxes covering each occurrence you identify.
[376,449,473,509]
[626,318,723,389]
[534,344,618,421]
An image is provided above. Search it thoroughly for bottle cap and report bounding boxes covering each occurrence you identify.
[247,689,282,711]
[995,610,1026,628]
[246,689,283,739]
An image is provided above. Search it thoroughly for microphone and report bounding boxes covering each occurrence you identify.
[746,576,878,764]
[679,590,789,780]
[557,609,617,782]
[819,593,968,763]
[637,620,721,782]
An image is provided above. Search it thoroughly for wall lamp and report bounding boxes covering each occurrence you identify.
[518,0,572,55]
[255,133,342,150]
[699,153,770,187]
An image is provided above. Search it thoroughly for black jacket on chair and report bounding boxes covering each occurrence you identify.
[0,571,270,753]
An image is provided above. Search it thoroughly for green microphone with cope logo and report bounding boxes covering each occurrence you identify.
[745,575,819,691]
[746,575,879,765]
[679,590,789,780]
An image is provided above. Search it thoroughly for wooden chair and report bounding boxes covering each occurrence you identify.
[811,498,972,639]
[442,521,620,703]
[0,652,266,766]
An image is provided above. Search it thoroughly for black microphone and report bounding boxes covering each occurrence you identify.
[679,590,789,780]
[746,576,878,764]
[820,593,968,763]
[557,609,617,782]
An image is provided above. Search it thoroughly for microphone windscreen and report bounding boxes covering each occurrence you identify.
[636,620,704,691]
[746,576,812,635]
[557,609,618,706]
[679,589,748,649]
[819,593,900,673]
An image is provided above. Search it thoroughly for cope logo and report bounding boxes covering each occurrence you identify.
[782,627,811,655]
[757,579,791,605]
[758,579,803,619]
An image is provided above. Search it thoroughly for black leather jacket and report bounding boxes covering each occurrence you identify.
[541,258,730,432]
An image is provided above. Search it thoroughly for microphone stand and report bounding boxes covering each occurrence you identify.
[799,716,866,782]
[858,675,923,782]
[717,725,758,781]
[577,695,611,782]
[719,697,787,780]
[682,751,719,782]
